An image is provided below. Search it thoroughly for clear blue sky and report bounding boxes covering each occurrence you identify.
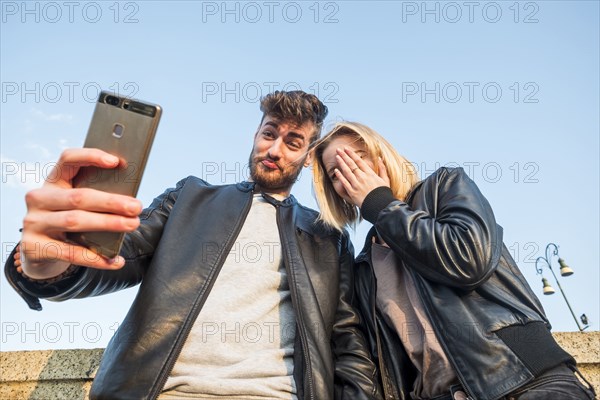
[1,1,598,350]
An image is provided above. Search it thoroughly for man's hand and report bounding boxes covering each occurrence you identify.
[19,148,143,280]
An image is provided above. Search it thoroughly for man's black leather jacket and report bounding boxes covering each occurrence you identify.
[5,177,381,400]
[355,167,574,400]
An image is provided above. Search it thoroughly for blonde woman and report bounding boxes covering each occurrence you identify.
[312,121,595,400]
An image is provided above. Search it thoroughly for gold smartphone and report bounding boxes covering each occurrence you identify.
[67,91,162,258]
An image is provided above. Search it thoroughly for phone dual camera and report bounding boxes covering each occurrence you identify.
[99,92,157,118]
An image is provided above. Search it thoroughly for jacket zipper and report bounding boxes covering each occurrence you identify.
[276,207,315,400]
[149,190,254,400]
[408,267,476,400]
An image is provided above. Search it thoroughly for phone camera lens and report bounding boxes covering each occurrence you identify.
[105,95,119,106]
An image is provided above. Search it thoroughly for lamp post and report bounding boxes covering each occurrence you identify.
[535,243,589,332]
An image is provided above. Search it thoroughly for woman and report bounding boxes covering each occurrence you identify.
[312,121,596,400]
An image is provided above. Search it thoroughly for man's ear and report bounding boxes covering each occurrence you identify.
[303,149,314,167]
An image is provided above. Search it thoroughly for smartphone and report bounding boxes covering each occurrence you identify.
[67,91,162,258]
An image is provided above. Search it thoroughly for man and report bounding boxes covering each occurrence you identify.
[5,91,381,399]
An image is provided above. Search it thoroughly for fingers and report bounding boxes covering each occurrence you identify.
[20,234,126,270]
[16,236,126,281]
[336,148,362,177]
[57,148,120,170]
[23,187,141,241]
[25,210,140,234]
[14,244,22,272]
[333,147,391,208]
[45,148,120,187]
[334,168,353,194]
[335,153,359,186]
[341,147,372,173]
[26,186,142,216]
[15,148,134,276]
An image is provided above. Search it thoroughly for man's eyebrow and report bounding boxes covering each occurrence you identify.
[287,131,306,142]
[263,121,307,143]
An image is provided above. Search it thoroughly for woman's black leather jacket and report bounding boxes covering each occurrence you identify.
[355,167,574,400]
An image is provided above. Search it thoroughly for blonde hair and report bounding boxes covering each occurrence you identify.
[312,121,420,231]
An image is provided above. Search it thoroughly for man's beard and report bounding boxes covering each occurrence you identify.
[248,151,305,192]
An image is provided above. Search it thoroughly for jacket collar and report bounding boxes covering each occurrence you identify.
[236,181,298,208]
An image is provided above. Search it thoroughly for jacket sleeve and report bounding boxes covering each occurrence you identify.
[333,230,383,400]
[4,177,189,310]
[360,167,503,291]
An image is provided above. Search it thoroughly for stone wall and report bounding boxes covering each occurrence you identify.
[0,348,103,400]
[1,332,598,399]
[554,331,599,394]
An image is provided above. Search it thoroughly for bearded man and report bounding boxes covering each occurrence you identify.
[6,91,381,400]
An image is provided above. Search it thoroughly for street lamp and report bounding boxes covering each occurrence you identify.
[535,243,589,332]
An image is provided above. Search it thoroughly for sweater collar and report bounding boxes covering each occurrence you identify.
[236,181,297,207]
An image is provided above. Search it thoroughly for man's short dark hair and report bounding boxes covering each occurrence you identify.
[260,91,329,143]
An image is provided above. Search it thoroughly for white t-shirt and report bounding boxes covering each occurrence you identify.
[161,194,297,399]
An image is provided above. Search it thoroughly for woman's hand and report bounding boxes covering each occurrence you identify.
[334,147,391,208]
